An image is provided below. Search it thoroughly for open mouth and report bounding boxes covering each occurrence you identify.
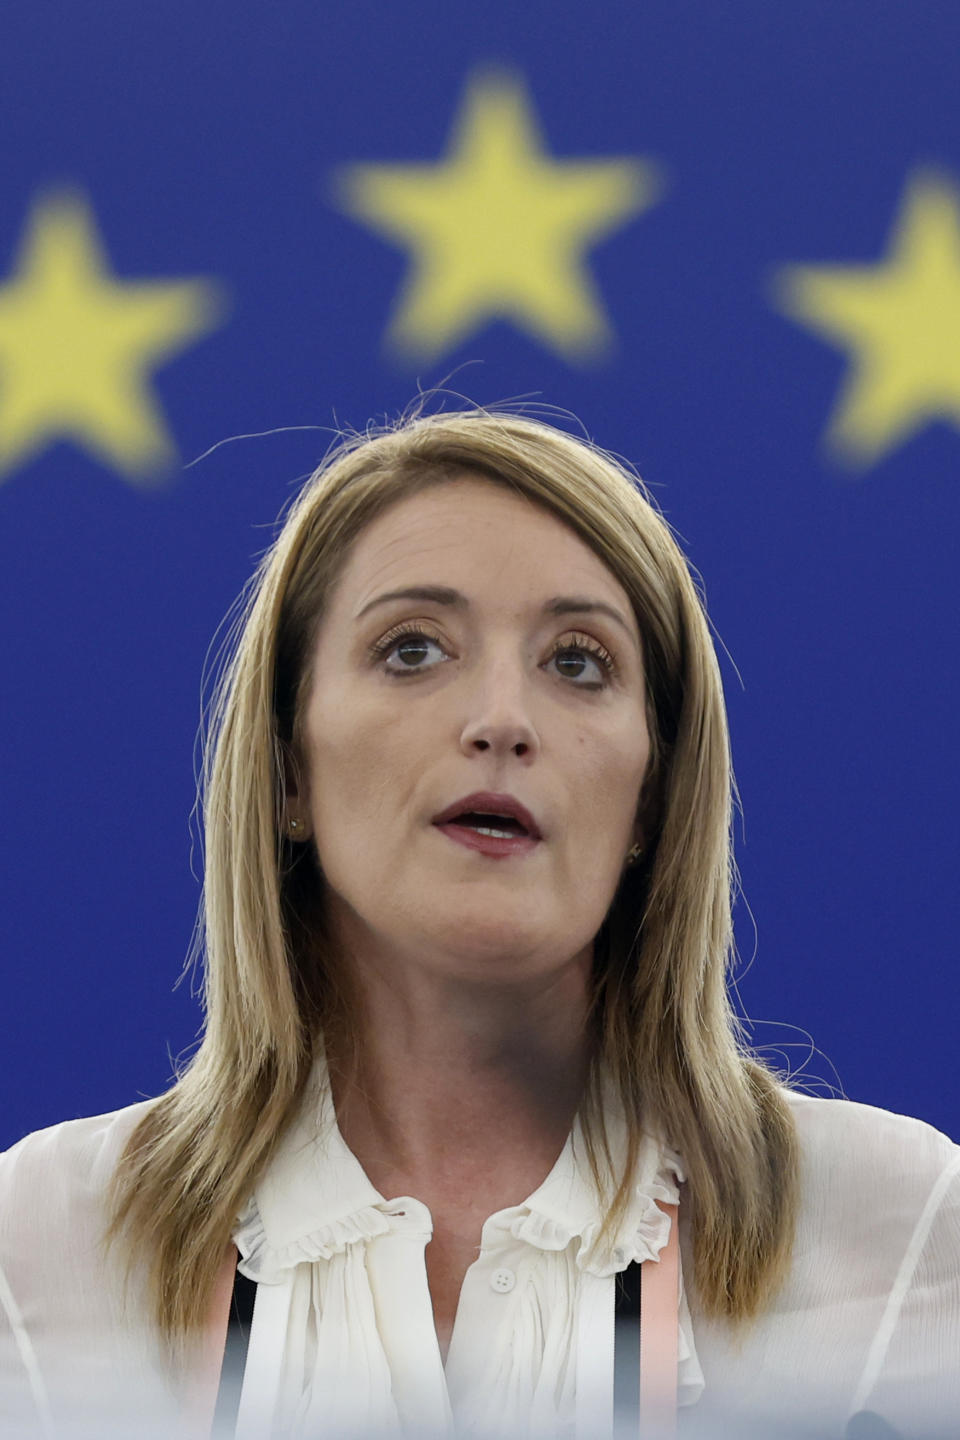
[431,792,542,844]
[446,812,530,839]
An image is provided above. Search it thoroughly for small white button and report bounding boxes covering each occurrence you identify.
[490,1267,516,1293]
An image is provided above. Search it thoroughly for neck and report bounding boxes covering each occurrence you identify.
[326,944,595,1203]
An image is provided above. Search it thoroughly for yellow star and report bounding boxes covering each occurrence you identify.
[0,189,226,483]
[334,69,663,363]
[773,169,960,467]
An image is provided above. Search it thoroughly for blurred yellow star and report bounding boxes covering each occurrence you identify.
[334,69,663,363]
[0,190,226,482]
[773,169,960,467]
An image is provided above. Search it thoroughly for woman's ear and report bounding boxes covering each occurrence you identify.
[633,748,663,859]
[631,785,649,856]
[280,740,313,842]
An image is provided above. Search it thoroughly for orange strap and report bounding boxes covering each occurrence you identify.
[639,1200,680,1436]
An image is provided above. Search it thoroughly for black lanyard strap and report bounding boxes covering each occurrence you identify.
[211,1265,257,1436]
[613,1258,643,1419]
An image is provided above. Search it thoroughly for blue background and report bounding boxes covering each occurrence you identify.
[2,0,957,1149]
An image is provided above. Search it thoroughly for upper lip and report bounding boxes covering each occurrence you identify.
[432,791,542,839]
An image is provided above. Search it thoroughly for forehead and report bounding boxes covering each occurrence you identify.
[337,476,632,611]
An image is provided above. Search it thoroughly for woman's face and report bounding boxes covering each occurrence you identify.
[295,475,651,988]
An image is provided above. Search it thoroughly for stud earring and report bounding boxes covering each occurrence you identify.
[288,818,303,836]
[625,842,644,865]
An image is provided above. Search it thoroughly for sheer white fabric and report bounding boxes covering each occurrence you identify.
[227,1064,696,1439]
[0,1071,957,1439]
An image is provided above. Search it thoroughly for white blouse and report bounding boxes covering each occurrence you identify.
[0,1067,958,1439]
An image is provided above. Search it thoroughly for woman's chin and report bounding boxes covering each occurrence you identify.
[416,915,577,982]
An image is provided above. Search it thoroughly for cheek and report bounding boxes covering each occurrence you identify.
[574,715,650,797]
[570,730,650,862]
[304,691,418,838]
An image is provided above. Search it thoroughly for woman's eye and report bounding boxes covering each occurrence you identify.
[371,626,447,673]
[387,636,446,670]
[370,626,615,687]
[548,639,615,688]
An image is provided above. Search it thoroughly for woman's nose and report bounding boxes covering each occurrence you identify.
[457,654,541,759]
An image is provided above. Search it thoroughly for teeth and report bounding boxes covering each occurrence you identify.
[440,809,533,838]
[456,812,527,835]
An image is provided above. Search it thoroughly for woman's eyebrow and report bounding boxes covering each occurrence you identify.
[354,585,635,639]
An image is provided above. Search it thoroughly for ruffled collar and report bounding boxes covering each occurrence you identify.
[505,1090,686,1277]
[234,1058,683,1283]
[233,1061,390,1283]
[232,1057,704,1406]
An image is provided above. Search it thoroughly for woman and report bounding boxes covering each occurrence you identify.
[1,409,957,1439]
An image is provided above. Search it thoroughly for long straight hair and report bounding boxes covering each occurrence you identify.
[107,408,798,1350]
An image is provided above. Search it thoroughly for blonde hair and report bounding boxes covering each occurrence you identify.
[107,406,798,1349]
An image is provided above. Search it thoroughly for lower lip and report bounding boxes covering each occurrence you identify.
[434,822,541,858]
